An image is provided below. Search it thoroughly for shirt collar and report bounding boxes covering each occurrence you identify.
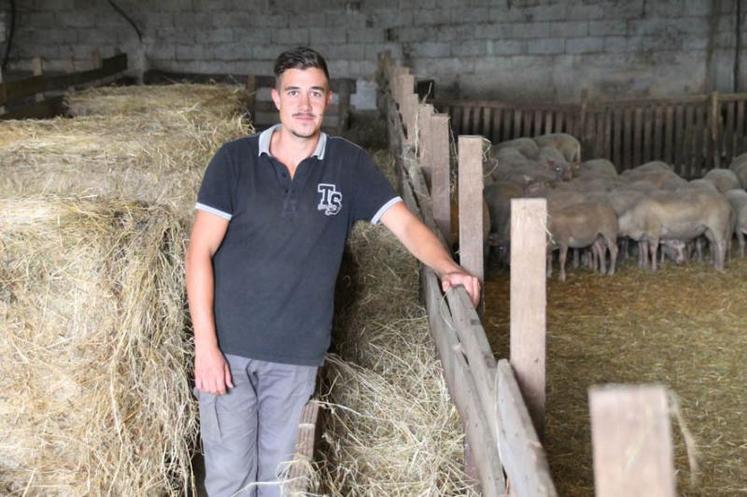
[257,124,327,160]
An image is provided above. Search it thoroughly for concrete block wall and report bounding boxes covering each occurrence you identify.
[1,0,745,104]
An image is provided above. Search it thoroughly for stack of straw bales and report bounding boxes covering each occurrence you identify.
[0,83,252,495]
[318,150,477,496]
[0,199,194,496]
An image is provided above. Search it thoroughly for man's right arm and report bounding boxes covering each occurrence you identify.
[186,210,233,395]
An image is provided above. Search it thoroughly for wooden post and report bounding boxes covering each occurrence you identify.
[457,136,484,282]
[31,57,44,103]
[431,114,452,244]
[710,91,721,169]
[510,198,547,439]
[590,385,676,497]
[337,79,352,132]
[91,49,102,69]
[417,103,434,176]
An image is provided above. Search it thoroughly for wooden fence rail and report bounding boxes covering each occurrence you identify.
[379,50,558,497]
[436,91,747,178]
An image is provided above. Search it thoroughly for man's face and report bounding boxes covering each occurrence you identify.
[271,67,332,139]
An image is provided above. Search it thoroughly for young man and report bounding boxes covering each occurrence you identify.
[186,47,479,497]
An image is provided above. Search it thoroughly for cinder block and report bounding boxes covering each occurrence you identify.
[509,21,550,39]
[638,34,684,51]
[364,42,402,60]
[214,42,251,61]
[683,0,711,16]
[309,26,347,44]
[347,28,385,43]
[588,20,627,36]
[411,41,450,58]
[232,27,272,43]
[65,12,96,28]
[603,36,628,53]
[176,44,211,60]
[488,39,525,56]
[567,3,606,20]
[565,37,604,54]
[348,59,377,78]
[451,40,487,57]
[474,22,511,39]
[527,38,565,55]
[148,42,176,60]
[76,28,117,45]
[395,26,426,43]
[270,27,309,45]
[200,27,234,43]
[683,37,708,50]
[43,28,79,44]
[253,44,294,60]
[416,56,474,77]
[413,9,452,26]
[369,8,411,28]
[157,27,195,44]
[212,12,252,28]
[459,7,490,23]
[549,21,588,38]
[317,43,364,60]
[326,12,367,29]
[142,13,174,29]
[521,3,568,21]
[289,13,326,28]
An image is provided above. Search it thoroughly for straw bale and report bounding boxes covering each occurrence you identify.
[0,113,251,217]
[65,83,250,120]
[317,150,477,497]
[0,198,196,497]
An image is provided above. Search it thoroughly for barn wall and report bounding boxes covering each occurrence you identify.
[0,0,745,104]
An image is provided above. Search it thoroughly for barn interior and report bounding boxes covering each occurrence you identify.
[1,1,746,497]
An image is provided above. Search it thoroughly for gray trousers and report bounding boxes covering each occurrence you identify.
[197,354,318,497]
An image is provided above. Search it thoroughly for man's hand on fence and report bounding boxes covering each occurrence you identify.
[441,271,481,307]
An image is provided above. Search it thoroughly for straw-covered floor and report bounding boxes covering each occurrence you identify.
[484,257,747,497]
[0,198,196,496]
[65,83,250,120]
[315,149,478,497]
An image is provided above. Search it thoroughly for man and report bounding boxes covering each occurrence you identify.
[186,46,479,497]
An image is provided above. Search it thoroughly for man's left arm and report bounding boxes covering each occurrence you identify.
[381,201,481,306]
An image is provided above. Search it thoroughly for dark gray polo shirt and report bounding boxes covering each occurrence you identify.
[195,125,401,365]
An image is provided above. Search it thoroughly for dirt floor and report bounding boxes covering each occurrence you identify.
[484,255,747,497]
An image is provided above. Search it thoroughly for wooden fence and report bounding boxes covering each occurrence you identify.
[436,91,747,179]
[0,52,128,120]
[381,51,680,497]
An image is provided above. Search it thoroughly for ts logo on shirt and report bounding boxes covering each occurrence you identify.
[317,184,342,216]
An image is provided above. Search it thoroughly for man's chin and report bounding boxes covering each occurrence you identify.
[290,127,320,139]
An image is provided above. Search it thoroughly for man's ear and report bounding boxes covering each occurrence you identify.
[271,87,281,111]
[326,90,333,106]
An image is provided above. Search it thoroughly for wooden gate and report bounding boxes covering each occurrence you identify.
[435,92,747,179]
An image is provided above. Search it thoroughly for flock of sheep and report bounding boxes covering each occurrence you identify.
[481,133,747,281]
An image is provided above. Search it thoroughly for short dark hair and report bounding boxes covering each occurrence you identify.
[273,46,330,86]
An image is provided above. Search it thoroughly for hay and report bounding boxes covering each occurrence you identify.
[0,113,251,216]
[317,150,478,497]
[484,257,747,497]
[0,198,196,497]
[65,83,250,120]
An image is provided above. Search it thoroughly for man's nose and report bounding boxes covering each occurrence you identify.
[299,92,311,110]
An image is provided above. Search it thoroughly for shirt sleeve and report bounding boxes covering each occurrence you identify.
[351,148,402,224]
[195,145,235,221]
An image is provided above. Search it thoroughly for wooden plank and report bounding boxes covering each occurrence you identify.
[458,135,485,282]
[422,270,506,497]
[285,400,321,494]
[682,105,694,178]
[417,103,435,181]
[452,106,463,136]
[674,105,686,175]
[503,107,513,141]
[603,109,613,160]
[613,108,623,168]
[483,107,493,141]
[623,108,633,169]
[445,287,498,442]
[496,360,558,497]
[522,110,533,136]
[725,100,735,159]
[32,57,45,103]
[431,114,452,243]
[0,95,65,120]
[337,78,352,132]
[737,100,745,156]
[643,106,653,162]
[472,104,482,136]
[664,105,674,165]
[544,111,553,135]
[554,111,564,133]
[695,103,706,177]
[510,198,547,438]
[534,109,543,136]
[590,385,676,497]
[653,105,663,161]
[633,107,643,167]
[491,108,502,142]
[513,109,523,139]
[709,91,720,169]
[1,75,46,104]
[462,105,473,134]
[45,53,127,92]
